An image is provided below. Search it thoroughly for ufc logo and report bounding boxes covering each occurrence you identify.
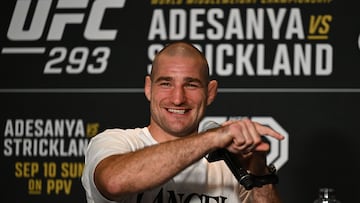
[7,0,125,41]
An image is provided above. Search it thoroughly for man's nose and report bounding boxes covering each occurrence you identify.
[171,86,186,105]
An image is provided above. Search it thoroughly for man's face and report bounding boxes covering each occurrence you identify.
[145,54,214,138]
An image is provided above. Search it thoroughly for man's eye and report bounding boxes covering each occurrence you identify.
[186,83,199,88]
[160,82,171,87]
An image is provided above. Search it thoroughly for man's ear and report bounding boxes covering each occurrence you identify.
[144,75,152,101]
[207,80,218,106]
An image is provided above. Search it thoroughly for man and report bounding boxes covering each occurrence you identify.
[81,41,285,203]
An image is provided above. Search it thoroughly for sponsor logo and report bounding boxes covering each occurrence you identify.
[2,0,125,75]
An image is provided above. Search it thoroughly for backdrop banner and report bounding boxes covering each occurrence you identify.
[1,0,359,202]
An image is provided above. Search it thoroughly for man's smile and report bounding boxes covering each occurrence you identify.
[167,108,188,114]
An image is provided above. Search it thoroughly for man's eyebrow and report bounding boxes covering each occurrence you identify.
[184,77,202,83]
[154,76,172,83]
[154,76,204,85]
[184,77,207,87]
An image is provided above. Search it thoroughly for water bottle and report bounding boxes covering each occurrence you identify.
[313,188,341,203]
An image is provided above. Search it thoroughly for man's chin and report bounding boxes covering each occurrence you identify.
[168,124,197,137]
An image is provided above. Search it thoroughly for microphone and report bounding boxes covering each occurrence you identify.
[201,121,254,190]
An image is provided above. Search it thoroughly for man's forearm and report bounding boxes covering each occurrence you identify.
[94,132,216,200]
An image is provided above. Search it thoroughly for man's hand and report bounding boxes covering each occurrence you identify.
[218,118,284,174]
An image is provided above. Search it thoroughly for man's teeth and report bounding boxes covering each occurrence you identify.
[168,109,186,114]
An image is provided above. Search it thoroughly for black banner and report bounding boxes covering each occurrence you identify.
[1,0,360,202]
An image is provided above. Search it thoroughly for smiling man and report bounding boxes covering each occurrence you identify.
[81,41,285,203]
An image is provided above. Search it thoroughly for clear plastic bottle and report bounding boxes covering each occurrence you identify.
[313,188,341,203]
